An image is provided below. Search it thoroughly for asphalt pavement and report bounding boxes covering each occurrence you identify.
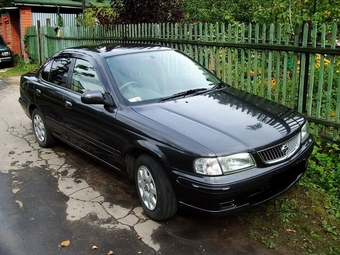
[0,76,285,255]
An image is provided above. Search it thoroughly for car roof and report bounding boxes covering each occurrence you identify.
[57,43,174,58]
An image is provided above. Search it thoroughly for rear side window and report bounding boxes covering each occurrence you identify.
[45,58,71,87]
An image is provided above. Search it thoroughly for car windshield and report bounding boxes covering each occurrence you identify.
[105,50,221,104]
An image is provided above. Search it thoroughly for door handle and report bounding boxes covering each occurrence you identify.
[35,89,41,96]
[65,100,72,109]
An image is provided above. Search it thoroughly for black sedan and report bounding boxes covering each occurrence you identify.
[0,35,13,67]
[19,44,314,220]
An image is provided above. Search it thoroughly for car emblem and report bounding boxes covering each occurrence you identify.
[281,144,289,154]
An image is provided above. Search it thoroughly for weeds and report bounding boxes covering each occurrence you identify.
[304,141,340,218]
[245,140,340,254]
[1,57,38,77]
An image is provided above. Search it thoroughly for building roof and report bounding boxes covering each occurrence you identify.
[13,0,110,9]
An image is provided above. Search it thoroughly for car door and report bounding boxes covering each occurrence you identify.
[62,58,122,169]
[35,57,71,138]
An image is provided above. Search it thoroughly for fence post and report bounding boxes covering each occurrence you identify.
[299,20,312,113]
[37,20,44,65]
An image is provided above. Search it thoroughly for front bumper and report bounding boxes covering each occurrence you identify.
[171,136,314,216]
[0,56,12,63]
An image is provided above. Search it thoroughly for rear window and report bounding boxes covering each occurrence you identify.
[41,58,71,87]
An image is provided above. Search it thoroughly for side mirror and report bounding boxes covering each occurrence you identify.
[81,90,115,107]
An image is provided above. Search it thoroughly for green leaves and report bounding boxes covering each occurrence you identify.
[307,141,340,218]
[182,0,340,25]
[111,0,184,24]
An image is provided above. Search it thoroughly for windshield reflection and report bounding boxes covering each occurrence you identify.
[207,88,304,137]
[105,50,220,103]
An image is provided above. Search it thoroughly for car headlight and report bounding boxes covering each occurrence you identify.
[1,51,11,56]
[194,153,255,176]
[301,121,310,143]
[194,158,222,175]
[218,153,256,174]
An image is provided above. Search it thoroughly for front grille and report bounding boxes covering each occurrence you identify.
[258,134,301,164]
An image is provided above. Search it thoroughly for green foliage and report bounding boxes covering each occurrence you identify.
[11,52,21,66]
[110,0,184,23]
[77,0,340,25]
[1,58,38,77]
[306,141,340,218]
[56,7,64,27]
[76,4,118,26]
[252,0,340,26]
[182,0,232,23]
[79,0,184,25]
[182,0,340,25]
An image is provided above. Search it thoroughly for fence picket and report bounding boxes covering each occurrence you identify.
[336,76,340,140]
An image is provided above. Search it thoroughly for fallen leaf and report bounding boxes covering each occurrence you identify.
[92,245,98,250]
[60,240,71,247]
[107,251,114,255]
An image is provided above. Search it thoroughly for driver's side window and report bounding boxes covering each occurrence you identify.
[71,59,105,94]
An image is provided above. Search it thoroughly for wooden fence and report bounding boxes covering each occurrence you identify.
[25,23,340,141]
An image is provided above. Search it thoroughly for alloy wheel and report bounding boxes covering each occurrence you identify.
[137,165,157,211]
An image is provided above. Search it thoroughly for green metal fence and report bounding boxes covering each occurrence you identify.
[25,23,340,141]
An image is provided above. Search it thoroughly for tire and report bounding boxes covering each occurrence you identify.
[135,154,177,221]
[32,109,56,148]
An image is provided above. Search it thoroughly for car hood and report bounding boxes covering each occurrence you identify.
[132,87,305,156]
[0,44,10,51]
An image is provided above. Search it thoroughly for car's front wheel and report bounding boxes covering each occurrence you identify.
[32,109,56,147]
[135,154,177,221]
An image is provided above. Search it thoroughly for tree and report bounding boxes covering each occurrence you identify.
[76,4,118,26]
[80,0,340,26]
[251,0,340,26]
[110,0,184,24]
[182,0,233,23]
[182,0,340,25]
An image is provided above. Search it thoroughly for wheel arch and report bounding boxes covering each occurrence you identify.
[124,140,169,180]
[28,103,38,117]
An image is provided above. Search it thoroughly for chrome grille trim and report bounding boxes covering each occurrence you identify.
[258,134,301,164]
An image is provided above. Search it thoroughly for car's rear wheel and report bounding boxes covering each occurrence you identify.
[135,154,177,221]
[32,109,56,147]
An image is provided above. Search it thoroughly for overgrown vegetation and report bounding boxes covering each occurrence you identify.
[110,0,184,23]
[246,184,340,254]
[0,58,37,77]
[75,0,340,26]
[244,138,340,254]
[182,0,340,25]
[306,141,340,218]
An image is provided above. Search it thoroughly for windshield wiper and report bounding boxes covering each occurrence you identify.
[211,82,228,90]
[159,88,208,102]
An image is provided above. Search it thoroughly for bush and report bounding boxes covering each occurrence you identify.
[306,141,340,218]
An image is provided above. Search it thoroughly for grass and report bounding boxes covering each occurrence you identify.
[0,57,38,77]
[244,141,340,255]
[247,183,340,254]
